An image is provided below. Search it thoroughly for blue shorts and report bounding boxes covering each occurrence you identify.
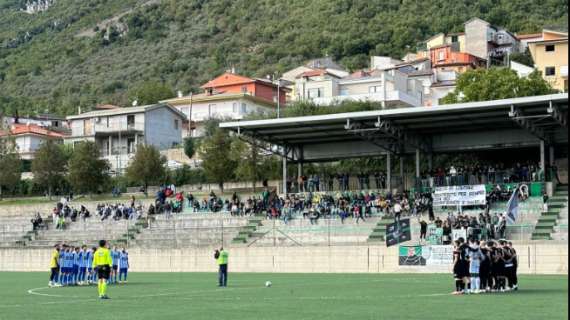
[87,268,93,272]
[74,266,79,274]
[112,265,118,271]
[119,268,128,273]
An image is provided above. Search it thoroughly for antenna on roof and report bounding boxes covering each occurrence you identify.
[177,90,183,98]
[132,100,138,107]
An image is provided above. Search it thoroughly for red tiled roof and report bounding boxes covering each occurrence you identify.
[2,124,66,138]
[201,73,255,89]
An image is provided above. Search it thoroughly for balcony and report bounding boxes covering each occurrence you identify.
[94,122,144,135]
[311,90,422,108]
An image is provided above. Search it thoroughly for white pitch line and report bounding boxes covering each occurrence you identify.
[27,287,67,298]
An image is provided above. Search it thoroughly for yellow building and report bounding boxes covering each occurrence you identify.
[528,29,568,92]
[425,32,466,52]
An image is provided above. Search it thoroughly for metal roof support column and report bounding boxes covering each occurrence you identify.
[549,145,555,166]
[399,156,405,191]
[386,153,391,192]
[540,140,545,182]
[415,148,420,178]
[282,152,288,195]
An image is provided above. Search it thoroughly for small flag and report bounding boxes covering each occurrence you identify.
[506,186,519,225]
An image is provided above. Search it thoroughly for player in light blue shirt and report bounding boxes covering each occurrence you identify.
[86,247,96,284]
[58,245,67,286]
[118,248,129,283]
[72,247,80,285]
[110,247,120,284]
[78,245,87,285]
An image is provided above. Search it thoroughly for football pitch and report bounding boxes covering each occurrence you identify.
[0,272,566,320]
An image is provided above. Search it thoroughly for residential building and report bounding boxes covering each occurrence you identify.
[65,104,185,174]
[429,43,486,73]
[464,17,520,64]
[1,113,67,130]
[527,29,569,92]
[295,57,425,107]
[201,72,287,106]
[516,33,543,52]
[426,32,466,52]
[281,57,349,102]
[162,72,288,137]
[0,123,66,161]
[425,70,458,106]
[162,92,278,137]
[370,56,403,70]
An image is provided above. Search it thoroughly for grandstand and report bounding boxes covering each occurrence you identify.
[0,94,567,276]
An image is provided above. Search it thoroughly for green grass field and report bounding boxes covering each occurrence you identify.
[0,272,566,320]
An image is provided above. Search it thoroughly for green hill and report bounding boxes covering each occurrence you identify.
[0,0,567,116]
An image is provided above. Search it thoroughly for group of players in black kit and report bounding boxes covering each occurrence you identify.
[453,237,518,295]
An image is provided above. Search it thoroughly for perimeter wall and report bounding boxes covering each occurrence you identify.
[0,244,566,274]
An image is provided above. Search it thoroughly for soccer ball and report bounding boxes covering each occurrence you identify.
[265,281,272,287]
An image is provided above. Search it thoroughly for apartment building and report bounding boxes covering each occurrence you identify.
[65,104,185,174]
[528,29,568,92]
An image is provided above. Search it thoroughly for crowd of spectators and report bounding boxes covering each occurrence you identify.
[286,161,548,193]
[431,211,508,245]
[420,162,544,188]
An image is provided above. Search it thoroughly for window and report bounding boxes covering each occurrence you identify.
[208,104,216,118]
[368,86,382,94]
[545,66,556,76]
[438,51,445,61]
[241,103,247,114]
[545,44,555,52]
[451,35,458,43]
[127,138,136,153]
[339,89,349,96]
[307,88,324,99]
[127,115,135,129]
[174,119,179,130]
[241,86,248,93]
[232,102,238,113]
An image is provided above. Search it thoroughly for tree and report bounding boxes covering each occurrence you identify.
[198,128,237,191]
[183,137,196,159]
[32,140,67,200]
[68,141,110,196]
[232,140,262,192]
[125,144,166,193]
[0,137,21,199]
[441,68,557,104]
[127,81,175,106]
[509,49,534,67]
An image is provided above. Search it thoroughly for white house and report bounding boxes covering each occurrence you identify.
[0,123,66,161]
[161,92,276,137]
[65,104,186,174]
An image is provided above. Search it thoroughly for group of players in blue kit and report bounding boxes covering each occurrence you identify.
[49,244,130,287]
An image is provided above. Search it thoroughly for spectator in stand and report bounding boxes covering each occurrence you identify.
[31,213,43,230]
[419,220,428,243]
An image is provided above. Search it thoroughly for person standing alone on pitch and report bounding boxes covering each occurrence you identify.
[93,240,112,299]
[215,248,229,287]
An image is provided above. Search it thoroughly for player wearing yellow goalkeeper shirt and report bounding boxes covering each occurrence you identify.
[92,240,112,299]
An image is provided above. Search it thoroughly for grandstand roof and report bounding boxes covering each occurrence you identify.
[220,94,568,162]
